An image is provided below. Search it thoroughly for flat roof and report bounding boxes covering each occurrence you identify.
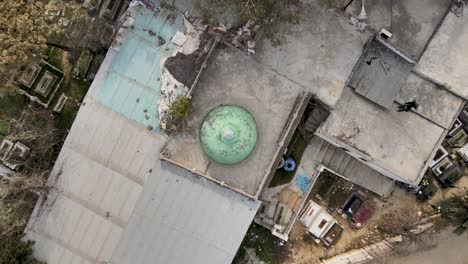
[416,10,468,100]
[396,73,464,129]
[25,5,260,264]
[253,0,370,108]
[317,87,448,184]
[161,47,308,198]
[345,0,452,59]
[348,38,415,109]
[96,6,185,131]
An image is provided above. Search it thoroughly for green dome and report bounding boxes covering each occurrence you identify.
[200,105,258,165]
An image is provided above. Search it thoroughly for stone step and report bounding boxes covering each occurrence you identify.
[343,158,358,177]
[337,154,352,175]
[307,136,325,161]
[316,140,330,163]
[304,107,329,134]
[343,160,395,198]
[329,149,346,173]
[303,136,395,197]
[322,144,337,167]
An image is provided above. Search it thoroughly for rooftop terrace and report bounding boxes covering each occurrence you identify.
[253,0,370,108]
[416,9,468,100]
[161,47,309,198]
[317,83,462,184]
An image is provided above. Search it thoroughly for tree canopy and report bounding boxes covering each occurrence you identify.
[0,0,108,90]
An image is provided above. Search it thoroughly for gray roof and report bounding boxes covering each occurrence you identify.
[317,87,448,184]
[396,73,464,129]
[111,162,258,264]
[162,47,308,198]
[26,96,259,264]
[25,5,260,264]
[416,10,468,100]
[348,38,415,109]
[252,0,370,108]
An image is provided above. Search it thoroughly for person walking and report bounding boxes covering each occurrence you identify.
[397,100,418,112]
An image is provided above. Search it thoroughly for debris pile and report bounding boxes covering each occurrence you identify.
[158,16,211,132]
[232,21,260,54]
[158,69,189,131]
[451,0,468,17]
[349,17,367,33]
[129,0,156,11]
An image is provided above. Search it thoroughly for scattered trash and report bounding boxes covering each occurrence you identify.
[349,17,367,33]
[451,0,468,17]
[129,0,156,12]
[158,36,166,46]
[232,20,260,54]
[157,15,207,131]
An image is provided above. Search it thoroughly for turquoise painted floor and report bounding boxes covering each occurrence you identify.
[98,6,184,131]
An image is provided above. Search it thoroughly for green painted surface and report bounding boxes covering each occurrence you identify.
[200,105,257,164]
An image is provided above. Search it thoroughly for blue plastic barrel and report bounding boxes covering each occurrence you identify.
[284,158,296,172]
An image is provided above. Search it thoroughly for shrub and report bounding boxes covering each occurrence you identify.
[0,239,45,264]
[169,96,191,120]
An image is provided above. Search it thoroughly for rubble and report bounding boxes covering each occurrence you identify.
[158,68,189,131]
[349,17,367,33]
[232,21,260,54]
[129,0,156,12]
[157,15,211,131]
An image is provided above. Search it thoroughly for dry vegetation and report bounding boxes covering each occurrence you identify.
[0,173,47,264]
[0,96,65,263]
[0,0,114,93]
[196,0,303,34]
[0,1,115,262]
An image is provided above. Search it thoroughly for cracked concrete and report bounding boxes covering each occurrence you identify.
[253,0,371,108]
[346,0,452,59]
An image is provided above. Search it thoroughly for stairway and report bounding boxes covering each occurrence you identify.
[304,104,330,140]
[306,136,395,198]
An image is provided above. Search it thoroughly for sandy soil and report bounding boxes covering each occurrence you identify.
[370,227,468,264]
[285,186,431,264]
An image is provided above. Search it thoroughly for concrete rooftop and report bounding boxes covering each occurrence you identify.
[316,84,461,184]
[346,0,452,59]
[162,47,307,197]
[416,9,468,100]
[253,0,370,108]
[348,37,415,109]
[397,73,464,129]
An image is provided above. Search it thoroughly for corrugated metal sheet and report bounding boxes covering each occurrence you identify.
[111,162,259,264]
[25,99,159,264]
[25,5,261,264]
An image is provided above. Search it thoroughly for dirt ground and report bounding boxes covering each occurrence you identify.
[285,172,468,264]
[430,174,468,203]
[370,226,468,264]
[285,186,432,264]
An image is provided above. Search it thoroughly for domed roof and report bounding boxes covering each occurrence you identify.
[200,105,258,165]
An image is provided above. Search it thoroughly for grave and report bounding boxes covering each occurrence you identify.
[18,64,41,87]
[35,71,58,97]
